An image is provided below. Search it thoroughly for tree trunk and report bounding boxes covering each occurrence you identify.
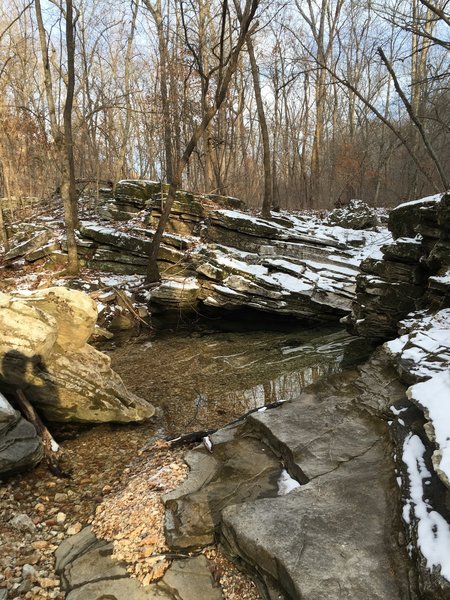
[146,0,260,283]
[0,202,8,251]
[62,0,79,273]
[35,0,79,274]
[246,36,272,217]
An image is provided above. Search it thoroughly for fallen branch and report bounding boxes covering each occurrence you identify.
[166,400,284,447]
[14,390,70,477]
[113,288,149,326]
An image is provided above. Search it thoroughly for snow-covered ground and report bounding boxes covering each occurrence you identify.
[386,308,450,580]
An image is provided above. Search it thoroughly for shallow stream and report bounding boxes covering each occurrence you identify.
[106,323,371,436]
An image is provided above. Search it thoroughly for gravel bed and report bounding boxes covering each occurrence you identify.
[1,424,260,599]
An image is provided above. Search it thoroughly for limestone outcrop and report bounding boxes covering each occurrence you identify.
[64,194,388,322]
[149,210,388,320]
[0,288,155,423]
[348,192,450,339]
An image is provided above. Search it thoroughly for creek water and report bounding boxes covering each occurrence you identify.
[105,323,372,437]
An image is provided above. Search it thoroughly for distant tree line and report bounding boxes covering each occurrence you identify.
[0,0,449,218]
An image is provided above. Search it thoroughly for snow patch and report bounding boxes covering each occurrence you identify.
[277,469,301,495]
[402,434,450,580]
[408,371,450,485]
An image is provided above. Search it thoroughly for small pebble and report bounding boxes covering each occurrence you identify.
[67,522,82,536]
[56,512,66,524]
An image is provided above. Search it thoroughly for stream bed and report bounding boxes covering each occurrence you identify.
[0,323,372,599]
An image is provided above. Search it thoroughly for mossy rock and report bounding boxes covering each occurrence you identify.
[149,193,207,217]
[205,193,245,210]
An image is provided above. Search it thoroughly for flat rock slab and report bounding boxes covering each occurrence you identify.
[163,424,281,550]
[57,527,223,600]
[246,370,380,482]
[221,442,411,600]
[161,352,416,599]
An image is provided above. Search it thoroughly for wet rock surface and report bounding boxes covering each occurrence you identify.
[222,443,408,600]
[160,351,419,599]
[164,425,280,551]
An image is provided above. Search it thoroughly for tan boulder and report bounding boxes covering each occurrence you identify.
[27,345,154,423]
[17,287,98,351]
[0,288,155,423]
[0,294,57,369]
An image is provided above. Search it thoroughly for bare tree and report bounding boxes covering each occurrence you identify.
[242,17,273,216]
[146,0,260,283]
[378,46,449,190]
[34,0,79,273]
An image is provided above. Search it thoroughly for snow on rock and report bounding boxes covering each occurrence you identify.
[385,306,450,586]
[386,310,450,489]
[186,229,384,318]
[408,371,450,488]
[395,193,444,211]
[277,469,301,495]
[385,309,450,381]
[151,277,201,311]
[402,433,450,580]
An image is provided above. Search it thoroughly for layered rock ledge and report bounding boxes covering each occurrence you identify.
[349,192,450,339]
[75,182,387,322]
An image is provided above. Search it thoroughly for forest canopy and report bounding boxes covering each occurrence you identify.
[0,0,449,212]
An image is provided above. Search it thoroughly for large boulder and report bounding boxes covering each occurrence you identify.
[0,392,43,477]
[388,193,445,240]
[0,288,155,423]
[21,287,98,351]
[0,292,57,360]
